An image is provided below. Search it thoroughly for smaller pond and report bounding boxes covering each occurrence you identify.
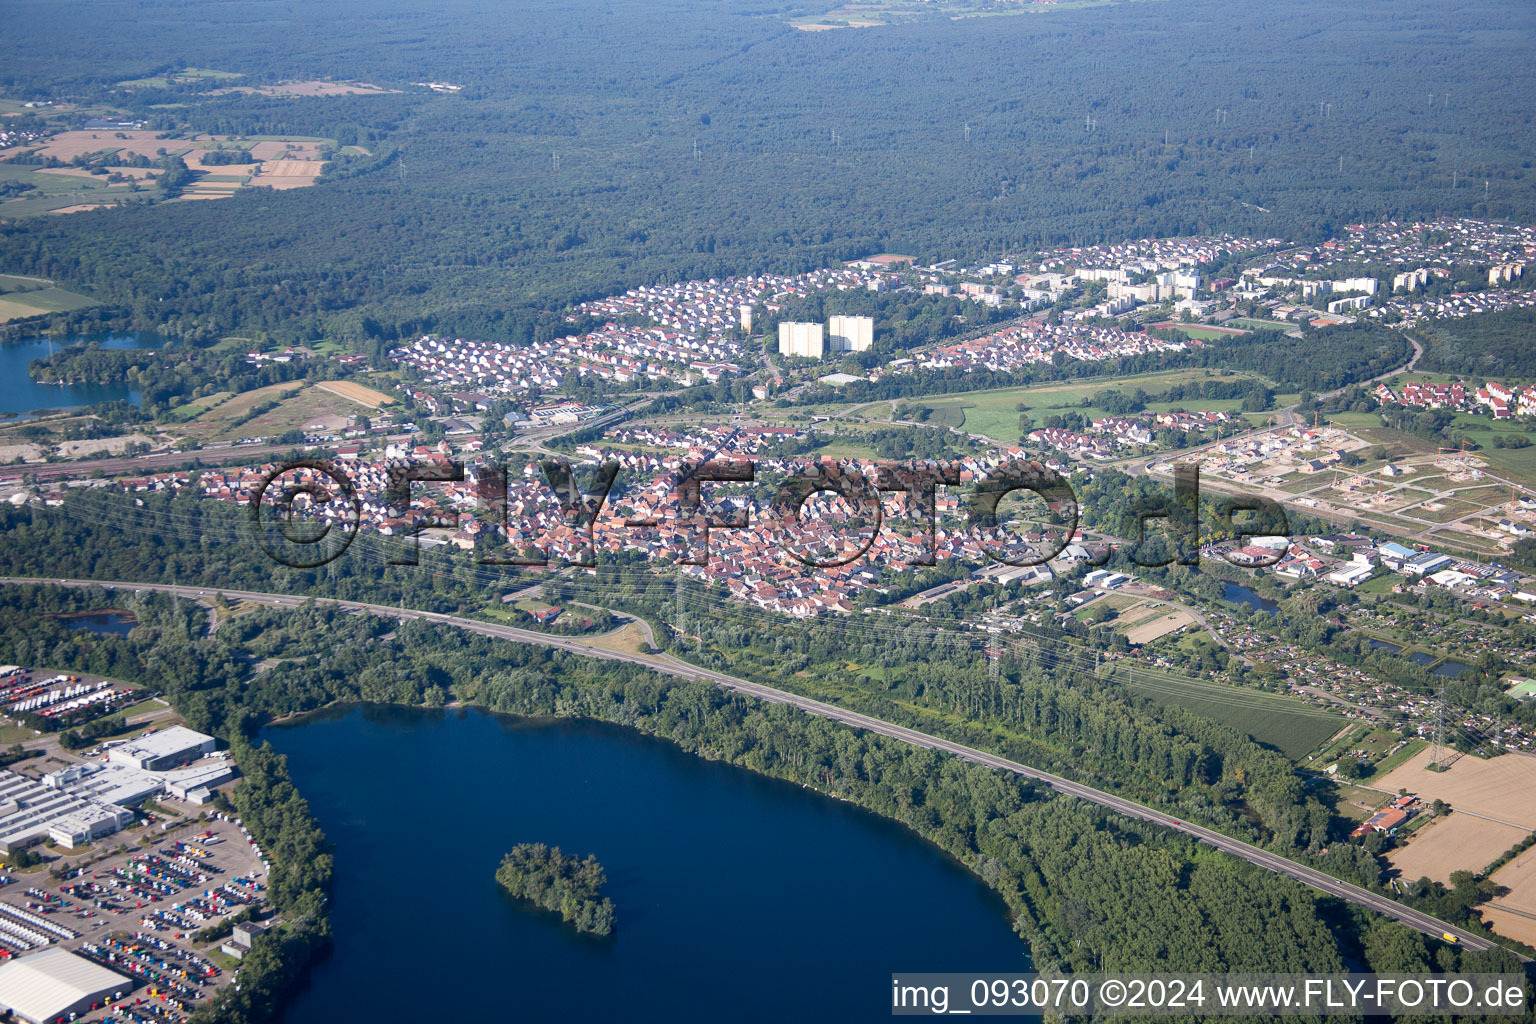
[60,610,137,636]
[1367,639,1402,654]
[1223,581,1279,613]
[1432,660,1473,678]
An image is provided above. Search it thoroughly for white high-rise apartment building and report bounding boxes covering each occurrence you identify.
[828,315,874,353]
[778,321,824,359]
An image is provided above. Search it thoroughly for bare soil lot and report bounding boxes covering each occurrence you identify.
[250,159,325,189]
[1122,609,1195,644]
[316,380,395,408]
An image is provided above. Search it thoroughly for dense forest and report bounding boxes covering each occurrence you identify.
[1413,305,1536,379]
[1164,323,1413,393]
[495,844,616,936]
[1,0,1533,344]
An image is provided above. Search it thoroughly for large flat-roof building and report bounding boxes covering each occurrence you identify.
[827,315,873,353]
[777,321,824,360]
[107,725,216,771]
[0,772,133,855]
[0,948,131,1024]
[0,727,226,853]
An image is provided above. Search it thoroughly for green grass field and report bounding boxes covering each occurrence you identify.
[1227,317,1294,332]
[891,369,1269,442]
[117,67,243,89]
[1326,406,1536,490]
[1360,739,1428,782]
[1112,667,1347,760]
[0,272,98,323]
[0,163,142,217]
[1151,323,1252,341]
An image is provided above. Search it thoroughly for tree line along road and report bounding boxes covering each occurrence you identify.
[1,575,1523,961]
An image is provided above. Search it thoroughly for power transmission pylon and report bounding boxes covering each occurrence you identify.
[1429,678,1448,768]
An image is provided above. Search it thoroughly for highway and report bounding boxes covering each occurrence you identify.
[1,575,1520,959]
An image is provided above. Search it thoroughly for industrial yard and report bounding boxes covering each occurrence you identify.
[0,674,271,1024]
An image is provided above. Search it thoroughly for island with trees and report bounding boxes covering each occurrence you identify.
[495,844,616,937]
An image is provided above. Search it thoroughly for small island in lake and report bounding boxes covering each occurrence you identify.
[495,843,616,936]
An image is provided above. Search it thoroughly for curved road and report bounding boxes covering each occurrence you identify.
[2,575,1519,959]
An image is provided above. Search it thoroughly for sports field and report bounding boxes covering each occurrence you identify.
[1149,322,1251,341]
[1227,318,1294,332]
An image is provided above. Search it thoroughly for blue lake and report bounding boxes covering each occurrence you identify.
[267,705,1029,1023]
[0,334,168,416]
[1223,581,1279,613]
[61,610,137,636]
[1367,639,1402,654]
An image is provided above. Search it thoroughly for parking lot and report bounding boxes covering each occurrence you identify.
[0,809,269,1022]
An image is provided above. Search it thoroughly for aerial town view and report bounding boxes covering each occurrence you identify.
[1,0,1535,1021]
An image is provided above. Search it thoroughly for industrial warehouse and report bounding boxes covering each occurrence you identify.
[0,947,130,1024]
[0,727,231,855]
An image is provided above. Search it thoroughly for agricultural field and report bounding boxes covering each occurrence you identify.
[1110,667,1346,760]
[0,161,147,216]
[172,381,365,443]
[0,273,97,323]
[790,0,1113,30]
[1377,747,1536,829]
[1122,609,1195,644]
[1387,813,1526,886]
[211,80,398,97]
[1480,851,1536,948]
[0,131,334,213]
